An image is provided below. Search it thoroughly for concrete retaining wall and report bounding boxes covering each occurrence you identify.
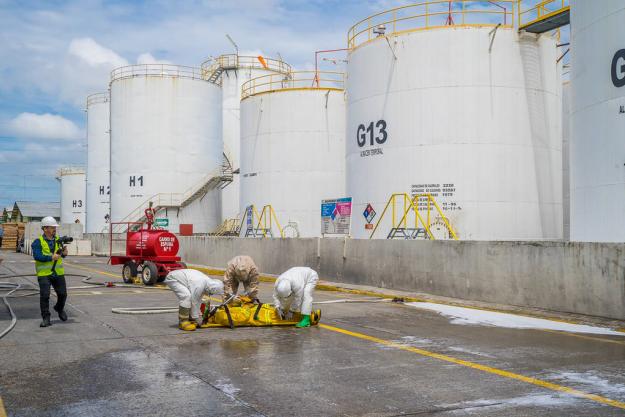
[84,234,625,320]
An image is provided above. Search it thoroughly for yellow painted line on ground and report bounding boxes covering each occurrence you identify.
[64,262,119,279]
[64,262,169,290]
[0,395,7,417]
[319,323,625,410]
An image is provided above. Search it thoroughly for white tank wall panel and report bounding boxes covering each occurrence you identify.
[221,67,280,221]
[240,90,345,237]
[58,170,86,228]
[86,94,110,233]
[570,0,625,241]
[562,82,571,241]
[110,75,222,233]
[346,27,562,240]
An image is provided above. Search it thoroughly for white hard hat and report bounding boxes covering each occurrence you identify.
[41,216,59,227]
[275,280,292,299]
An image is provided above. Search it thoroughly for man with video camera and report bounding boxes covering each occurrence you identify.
[31,216,71,328]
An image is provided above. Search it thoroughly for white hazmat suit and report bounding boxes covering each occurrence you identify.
[272,267,319,316]
[164,269,224,322]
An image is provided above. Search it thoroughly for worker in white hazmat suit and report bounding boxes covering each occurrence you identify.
[164,269,224,331]
[273,267,319,328]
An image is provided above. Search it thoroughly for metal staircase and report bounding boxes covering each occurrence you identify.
[117,153,234,226]
[206,66,225,84]
[180,153,233,208]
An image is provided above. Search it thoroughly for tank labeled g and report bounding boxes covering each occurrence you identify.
[612,49,625,88]
[357,120,388,147]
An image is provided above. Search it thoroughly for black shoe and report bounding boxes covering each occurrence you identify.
[54,306,68,321]
[40,317,52,327]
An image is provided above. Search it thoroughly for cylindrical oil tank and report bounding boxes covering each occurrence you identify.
[126,230,179,257]
[346,3,562,240]
[109,64,222,233]
[57,167,86,228]
[86,92,110,233]
[201,55,292,222]
[570,0,625,242]
[240,71,346,237]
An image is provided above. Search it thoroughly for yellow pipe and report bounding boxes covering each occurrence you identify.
[428,197,459,240]
[369,193,402,239]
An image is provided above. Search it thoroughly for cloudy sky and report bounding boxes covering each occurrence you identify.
[0,0,568,209]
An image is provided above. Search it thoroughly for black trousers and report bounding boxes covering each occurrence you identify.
[37,275,67,319]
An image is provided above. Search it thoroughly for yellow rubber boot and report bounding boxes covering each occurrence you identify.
[179,320,197,331]
[178,306,196,331]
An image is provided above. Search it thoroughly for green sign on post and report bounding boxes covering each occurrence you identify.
[154,218,169,227]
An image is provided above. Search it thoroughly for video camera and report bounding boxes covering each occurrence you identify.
[51,236,73,275]
[55,236,74,254]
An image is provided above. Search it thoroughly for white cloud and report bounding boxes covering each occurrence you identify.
[68,37,128,68]
[9,113,83,140]
[136,52,171,65]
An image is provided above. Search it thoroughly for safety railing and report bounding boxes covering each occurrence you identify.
[86,92,109,107]
[369,193,458,240]
[56,166,85,177]
[348,0,515,49]
[200,54,292,79]
[518,0,569,31]
[110,64,208,83]
[241,71,344,99]
[240,204,285,238]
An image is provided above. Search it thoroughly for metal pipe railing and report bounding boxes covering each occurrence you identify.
[110,64,207,84]
[347,0,516,49]
[241,71,344,99]
[518,0,569,29]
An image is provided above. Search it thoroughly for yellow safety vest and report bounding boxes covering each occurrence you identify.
[35,235,64,277]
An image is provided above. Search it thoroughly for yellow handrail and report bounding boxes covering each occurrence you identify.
[518,0,569,30]
[242,204,285,238]
[241,71,344,100]
[369,192,458,240]
[347,1,516,49]
[256,205,285,238]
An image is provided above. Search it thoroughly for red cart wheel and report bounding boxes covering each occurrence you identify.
[141,261,159,286]
[122,261,137,284]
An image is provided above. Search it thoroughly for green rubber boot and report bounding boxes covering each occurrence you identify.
[295,314,311,328]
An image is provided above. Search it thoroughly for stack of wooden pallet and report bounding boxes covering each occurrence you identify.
[1,222,24,250]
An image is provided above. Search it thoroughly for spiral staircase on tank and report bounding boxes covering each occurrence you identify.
[115,153,234,228]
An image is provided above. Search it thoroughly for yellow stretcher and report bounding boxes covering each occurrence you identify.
[199,298,321,329]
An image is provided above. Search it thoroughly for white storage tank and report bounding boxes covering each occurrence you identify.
[570,0,625,242]
[201,54,292,222]
[109,64,223,233]
[240,71,346,237]
[346,2,562,240]
[57,167,86,228]
[562,82,571,240]
[85,92,110,233]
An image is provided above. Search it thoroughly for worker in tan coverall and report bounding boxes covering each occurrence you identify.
[224,255,260,302]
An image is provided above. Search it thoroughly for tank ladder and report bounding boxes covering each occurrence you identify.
[240,204,285,238]
[370,193,458,240]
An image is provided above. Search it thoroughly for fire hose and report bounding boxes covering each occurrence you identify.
[0,273,96,340]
